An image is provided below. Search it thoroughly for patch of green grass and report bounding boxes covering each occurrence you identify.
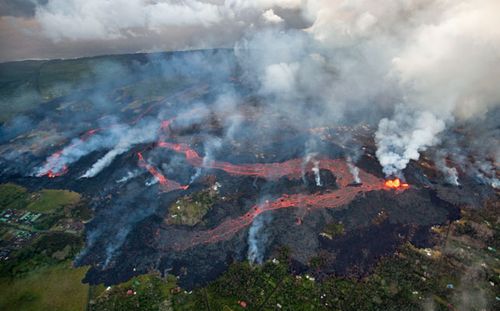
[0,261,89,311]
[27,190,80,213]
[168,189,216,226]
[0,183,28,210]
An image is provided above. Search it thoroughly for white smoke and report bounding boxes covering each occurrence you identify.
[262,9,284,24]
[375,107,446,176]
[311,160,321,186]
[347,157,361,184]
[116,169,141,183]
[373,0,500,175]
[443,166,460,186]
[473,161,499,189]
[202,137,223,167]
[434,153,460,186]
[34,124,127,176]
[145,177,159,187]
[81,120,159,178]
[247,210,273,264]
[189,167,202,184]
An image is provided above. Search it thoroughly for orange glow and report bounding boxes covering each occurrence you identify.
[46,165,68,178]
[384,178,409,189]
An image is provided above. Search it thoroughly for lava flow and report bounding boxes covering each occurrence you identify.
[384,178,409,189]
[157,158,398,252]
[137,152,188,192]
[156,141,380,184]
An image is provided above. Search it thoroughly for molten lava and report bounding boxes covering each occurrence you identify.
[150,153,399,251]
[137,152,188,192]
[156,141,384,185]
[46,165,68,178]
[384,178,409,189]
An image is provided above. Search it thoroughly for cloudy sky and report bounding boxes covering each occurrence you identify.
[0,0,309,62]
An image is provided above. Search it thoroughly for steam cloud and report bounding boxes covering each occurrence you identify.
[375,108,446,176]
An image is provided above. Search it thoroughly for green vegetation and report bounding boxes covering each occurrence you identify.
[168,189,217,226]
[0,183,29,210]
[90,273,178,311]
[70,202,94,222]
[0,232,83,278]
[167,238,498,311]
[0,261,89,311]
[0,183,91,310]
[320,221,345,239]
[27,189,80,213]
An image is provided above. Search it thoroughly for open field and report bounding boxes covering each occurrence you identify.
[27,189,80,213]
[0,261,88,311]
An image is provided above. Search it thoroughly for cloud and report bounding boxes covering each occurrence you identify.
[262,9,284,24]
[35,0,224,41]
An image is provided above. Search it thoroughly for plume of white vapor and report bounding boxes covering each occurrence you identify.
[311,160,321,186]
[247,201,273,264]
[434,153,460,186]
[442,165,459,186]
[34,124,127,176]
[346,156,361,184]
[81,120,160,178]
[473,161,499,189]
[116,169,141,184]
[375,107,445,176]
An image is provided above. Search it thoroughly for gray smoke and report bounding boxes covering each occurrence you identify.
[434,151,460,186]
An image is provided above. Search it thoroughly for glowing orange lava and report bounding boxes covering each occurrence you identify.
[384,178,409,189]
[137,152,189,192]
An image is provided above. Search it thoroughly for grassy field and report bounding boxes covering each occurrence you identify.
[27,189,80,213]
[0,184,80,213]
[0,261,88,311]
[0,183,28,210]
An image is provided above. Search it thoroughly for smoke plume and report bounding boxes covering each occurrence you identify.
[247,201,273,264]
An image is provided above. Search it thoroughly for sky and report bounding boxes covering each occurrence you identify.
[0,0,308,62]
